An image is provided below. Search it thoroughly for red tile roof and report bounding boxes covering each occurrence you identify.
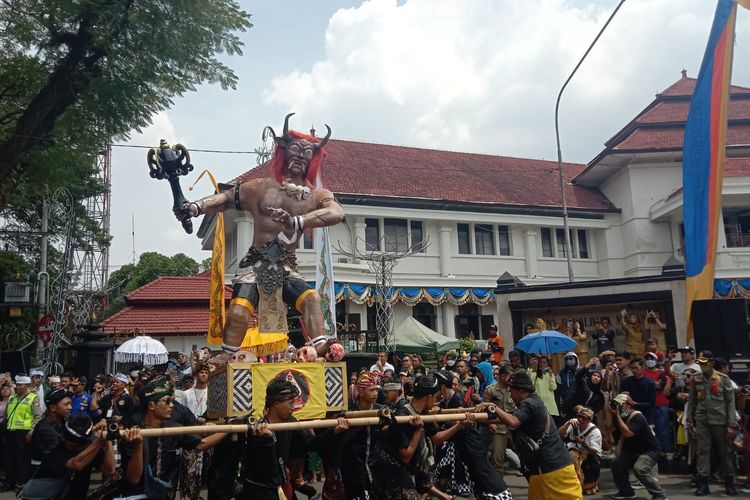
[235,141,616,211]
[579,76,750,181]
[126,276,231,305]
[100,305,211,335]
[100,276,231,336]
[659,77,750,97]
[614,124,750,151]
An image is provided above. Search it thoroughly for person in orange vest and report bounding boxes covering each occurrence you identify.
[487,325,505,363]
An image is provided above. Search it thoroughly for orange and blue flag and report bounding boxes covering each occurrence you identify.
[684,0,746,341]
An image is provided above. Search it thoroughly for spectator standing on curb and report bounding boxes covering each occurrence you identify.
[5,374,42,491]
[688,351,738,496]
[642,352,673,452]
[620,359,656,424]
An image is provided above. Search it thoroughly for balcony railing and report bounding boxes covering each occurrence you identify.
[337,330,380,354]
[726,231,750,248]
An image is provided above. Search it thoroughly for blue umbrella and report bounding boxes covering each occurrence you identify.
[514,330,577,355]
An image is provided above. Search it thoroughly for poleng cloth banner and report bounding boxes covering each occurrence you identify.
[251,362,327,420]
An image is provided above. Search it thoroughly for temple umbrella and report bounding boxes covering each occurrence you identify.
[514,330,577,356]
[115,335,169,366]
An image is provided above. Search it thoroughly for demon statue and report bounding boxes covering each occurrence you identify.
[178,113,344,362]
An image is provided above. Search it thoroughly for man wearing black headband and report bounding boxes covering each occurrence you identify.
[116,375,229,500]
[373,374,475,500]
[23,390,116,499]
[238,378,341,499]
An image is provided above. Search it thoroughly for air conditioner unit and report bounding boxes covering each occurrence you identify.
[337,257,350,264]
[4,281,31,303]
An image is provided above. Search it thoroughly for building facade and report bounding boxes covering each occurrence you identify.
[196,74,750,354]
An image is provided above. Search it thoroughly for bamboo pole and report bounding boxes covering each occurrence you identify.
[137,408,496,438]
[342,407,391,418]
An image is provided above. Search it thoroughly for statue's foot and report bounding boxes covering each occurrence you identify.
[209,352,233,367]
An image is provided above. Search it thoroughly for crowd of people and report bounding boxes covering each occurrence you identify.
[0,325,747,500]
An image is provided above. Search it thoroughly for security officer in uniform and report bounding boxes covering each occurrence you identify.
[483,363,515,474]
[5,374,43,491]
[688,350,738,496]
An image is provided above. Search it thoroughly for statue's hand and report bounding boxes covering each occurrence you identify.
[174,202,198,221]
[267,206,294,230]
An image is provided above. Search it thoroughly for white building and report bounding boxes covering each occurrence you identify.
[191,73,750,355]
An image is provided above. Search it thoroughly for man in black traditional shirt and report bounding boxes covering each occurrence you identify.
[241,377,347,500]
[486,371,581,499]
[117,375,228,500]
[23,389,115,499]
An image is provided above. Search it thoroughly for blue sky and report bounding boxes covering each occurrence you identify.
[108,0,750,270]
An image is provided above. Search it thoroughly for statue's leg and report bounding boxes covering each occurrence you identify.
[221,283,258,354]
[298,290,324,339]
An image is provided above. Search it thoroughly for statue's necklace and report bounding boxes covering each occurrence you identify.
[280,181,310,200]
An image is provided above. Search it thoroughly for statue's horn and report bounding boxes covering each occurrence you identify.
[282,112,295,141]
[314,124,332,150]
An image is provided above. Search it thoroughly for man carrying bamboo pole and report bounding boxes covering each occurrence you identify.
[240,378,348,500]
[116,376,229,500]
[371,374,472,500]
[331,372,385,499]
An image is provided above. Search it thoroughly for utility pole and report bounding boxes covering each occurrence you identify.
[554,0,627,283]
[36,196,48,358]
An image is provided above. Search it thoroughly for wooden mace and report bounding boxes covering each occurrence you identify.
[136,405,497,438]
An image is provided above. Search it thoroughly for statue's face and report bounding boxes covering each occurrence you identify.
[285,139,314,177]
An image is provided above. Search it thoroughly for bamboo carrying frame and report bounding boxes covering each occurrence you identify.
[137,406,497,438]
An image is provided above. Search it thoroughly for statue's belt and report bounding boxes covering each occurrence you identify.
[238,240,298,296]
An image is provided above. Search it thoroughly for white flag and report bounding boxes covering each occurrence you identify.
[315,175,337,337]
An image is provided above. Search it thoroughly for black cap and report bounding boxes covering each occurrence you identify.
[508,372,535,393]
[45,389,72,407]
[678,346,695,354]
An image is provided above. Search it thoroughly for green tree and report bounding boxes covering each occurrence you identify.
[0,0,252,207]
[105,251,200,315]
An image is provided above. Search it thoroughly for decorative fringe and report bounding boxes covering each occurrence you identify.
[114,352,168,365]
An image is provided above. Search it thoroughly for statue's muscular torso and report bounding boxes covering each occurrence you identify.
[239,177,337,251]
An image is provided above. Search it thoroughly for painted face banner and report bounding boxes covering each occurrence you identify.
[252,362,327,420]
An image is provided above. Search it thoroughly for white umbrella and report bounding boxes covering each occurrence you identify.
[114,336,169,366]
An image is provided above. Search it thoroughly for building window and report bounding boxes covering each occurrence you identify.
[457,223,471,254]
[410,220,425,252]
[475,224,495,255]
[555,228,567,257]
[384,218,409,252]
[455,303,480,339]
[365,218,380,251]
[413,302,436,330]
[541,227,591,259]
[302,231,313,250]
[541,228,553,257]
[577,230,589,259]
[498,225,511,256]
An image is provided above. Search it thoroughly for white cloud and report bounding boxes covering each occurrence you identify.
[263,0,750,162]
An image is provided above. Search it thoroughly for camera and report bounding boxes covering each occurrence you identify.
[609,400,619,410]
[463,379,474,388]
[741,385,750,395]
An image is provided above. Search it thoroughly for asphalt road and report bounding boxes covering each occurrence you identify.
[0,471,743,499]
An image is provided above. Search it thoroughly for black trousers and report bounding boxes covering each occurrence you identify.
[239,483,283,500]
[5,430,30,486]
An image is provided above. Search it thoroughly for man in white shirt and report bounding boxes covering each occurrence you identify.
[183,365,209,419]
[369,351,395,374]
[671,346,701,389]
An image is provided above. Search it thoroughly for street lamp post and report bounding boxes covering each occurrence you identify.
[555,0,627,283]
